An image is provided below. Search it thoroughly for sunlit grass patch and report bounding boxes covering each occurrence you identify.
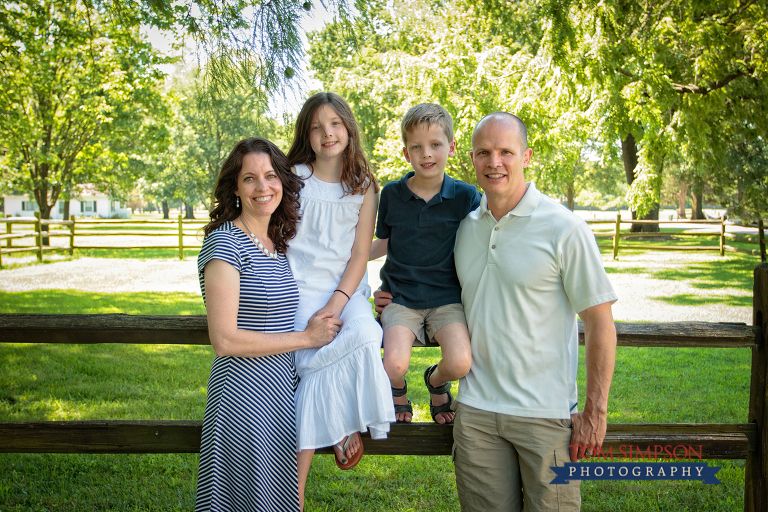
[0,290,206,315]
[0,249,760,510]
[653,293,752,307]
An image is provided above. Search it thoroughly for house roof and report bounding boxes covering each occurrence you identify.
[3,183,110,200]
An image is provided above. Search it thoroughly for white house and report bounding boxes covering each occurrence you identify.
[3,184,131,219]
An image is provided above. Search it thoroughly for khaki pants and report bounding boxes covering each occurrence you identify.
[453,403,581,512]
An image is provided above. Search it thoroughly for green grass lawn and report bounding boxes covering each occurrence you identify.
[0,252,759,511]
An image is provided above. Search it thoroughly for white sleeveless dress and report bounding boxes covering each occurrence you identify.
[287,164,395,450]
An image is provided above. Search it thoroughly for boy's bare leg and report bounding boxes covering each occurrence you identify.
[430,322,472,424]
[383,325,418,422]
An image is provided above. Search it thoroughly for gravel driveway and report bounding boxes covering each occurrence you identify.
[0,252,755,324]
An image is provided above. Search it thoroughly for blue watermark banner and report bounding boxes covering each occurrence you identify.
[550,463,721,485]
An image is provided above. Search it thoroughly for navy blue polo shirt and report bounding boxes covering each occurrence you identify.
[376,172,481,309]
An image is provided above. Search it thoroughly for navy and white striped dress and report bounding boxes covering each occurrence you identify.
[195,221,301,512]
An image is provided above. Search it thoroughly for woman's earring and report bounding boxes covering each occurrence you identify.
[236,196,240,208]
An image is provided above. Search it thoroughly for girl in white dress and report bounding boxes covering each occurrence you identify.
[286,92,395,509]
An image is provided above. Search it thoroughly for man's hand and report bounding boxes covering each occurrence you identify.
[372,289,393,317]
[569,407,607,461]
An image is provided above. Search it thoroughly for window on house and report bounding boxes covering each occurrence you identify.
[22,201,38,211]
[58,202,65,214]
[81,201,96,213]
[111,200,121,211]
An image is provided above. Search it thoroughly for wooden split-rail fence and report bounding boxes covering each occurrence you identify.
[0,214,205,267]
[588,215,766,261]
[1,264,767,510]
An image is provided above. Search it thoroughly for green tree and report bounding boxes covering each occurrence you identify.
[308,0,513,186]
[0,0,169,220]
[151,58,277,219]
[307,0,605,205]
[524,0,768,229]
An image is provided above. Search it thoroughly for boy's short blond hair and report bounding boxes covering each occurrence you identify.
[401,103,454,145]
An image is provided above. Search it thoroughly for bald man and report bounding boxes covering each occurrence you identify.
[450,112,618,511]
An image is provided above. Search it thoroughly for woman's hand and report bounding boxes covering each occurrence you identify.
[304,312,343,348]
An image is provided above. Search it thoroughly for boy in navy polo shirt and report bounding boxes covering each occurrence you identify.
[369,103,480,424]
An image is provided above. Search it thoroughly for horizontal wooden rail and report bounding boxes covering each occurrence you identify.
[726,246,765,257]
[619,245,720,251]
[73,220,207,225]
[621,232,718,238]
[619,219,723,225]
[0,233,32,241]
[0,315,757,348]
[0,246,41,255]
[39,219,74,226]
[0,218,40,224]
[73,245,202,250]
[0,421,755,458]
[725,233,763,245]
[584,219,723,225]
[73,231,189,236]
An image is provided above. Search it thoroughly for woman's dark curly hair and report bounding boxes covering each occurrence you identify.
[204,137,303,254]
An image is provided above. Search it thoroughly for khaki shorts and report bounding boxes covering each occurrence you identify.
[452,402,581,511]
[380,302,467,345]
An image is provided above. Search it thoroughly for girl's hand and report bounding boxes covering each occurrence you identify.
[304,312,343,348]
[313,290,349,320]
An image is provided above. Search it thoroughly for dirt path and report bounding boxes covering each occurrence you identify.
[0,253,754,324]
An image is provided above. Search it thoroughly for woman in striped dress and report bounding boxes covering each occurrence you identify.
[195,138,342,512]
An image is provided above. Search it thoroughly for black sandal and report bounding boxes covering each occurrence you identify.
[423,364,454,424]
[391,379,413,423]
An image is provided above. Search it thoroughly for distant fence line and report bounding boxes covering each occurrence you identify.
[0,213,206,267]
[0,213,765,268]
[588,215,766,261]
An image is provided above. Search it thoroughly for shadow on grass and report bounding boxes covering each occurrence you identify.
[650,258,756,290]
[652,294,752,308]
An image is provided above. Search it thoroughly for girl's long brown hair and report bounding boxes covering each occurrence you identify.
[286,92,379,196]
[204,137,303,254]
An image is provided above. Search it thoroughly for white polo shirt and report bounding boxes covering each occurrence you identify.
[454,182,617,419]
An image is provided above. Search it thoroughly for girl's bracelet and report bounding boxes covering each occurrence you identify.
[334,289,350,300]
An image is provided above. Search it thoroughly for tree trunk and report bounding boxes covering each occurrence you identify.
[63,200,70,221]
[691,182,705,220]
[162,201,170,220]
[677,183,687,219]
[38,203,52,246]
[566,180,575,211]
[621,134,660,233]
[184,201,195,220]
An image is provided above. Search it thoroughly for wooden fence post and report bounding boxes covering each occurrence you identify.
[5,220,11,248]
[613,214,621,260]
[34,212,43,262]
[746,263,768,512]
[759,219,766,263]
[178,214,184,260]
[69,216,76,256]
[720,215,726,257]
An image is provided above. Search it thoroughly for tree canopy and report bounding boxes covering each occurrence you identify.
[2,0,766,223]
[306,0,768,222]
